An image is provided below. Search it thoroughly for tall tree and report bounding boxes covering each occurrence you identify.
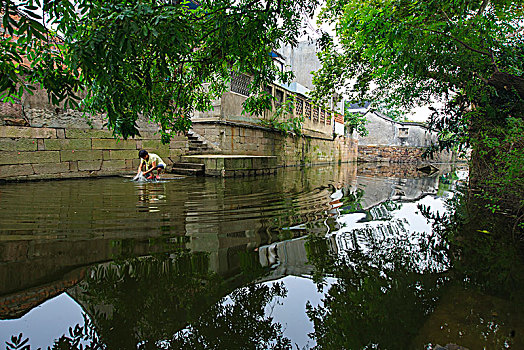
[313,0,524,110]
[1,0,319,140]
[313,0,524,214]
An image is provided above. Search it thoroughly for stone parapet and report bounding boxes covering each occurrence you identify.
[193,82,337,139]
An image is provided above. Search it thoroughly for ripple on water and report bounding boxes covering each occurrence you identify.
[0,172,336,240]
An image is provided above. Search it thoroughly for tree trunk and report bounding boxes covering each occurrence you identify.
[488,71,524,101]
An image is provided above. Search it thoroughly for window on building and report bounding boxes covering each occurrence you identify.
[399,127,409,138]
[230,73,252,96]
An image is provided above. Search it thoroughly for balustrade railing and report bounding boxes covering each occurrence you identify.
[228,76,341,134]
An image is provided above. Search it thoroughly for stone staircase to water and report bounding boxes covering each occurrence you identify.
[169,162,205,176]
[169,130,212,176]
[187,130,212,154]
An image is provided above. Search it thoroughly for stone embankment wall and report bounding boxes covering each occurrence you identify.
[192,121,357,166]
[0,89,188,181]
[358,145,426,163]
[0,125,188,181]
[4,83,461,181]
[357,111,455,163]
[358,145,454,163]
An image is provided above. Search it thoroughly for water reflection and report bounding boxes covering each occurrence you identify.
[136,181,168,213]
[305,236,447,349]
[71,252,234,349]
[1,163,523,349]
[167,282,290,349]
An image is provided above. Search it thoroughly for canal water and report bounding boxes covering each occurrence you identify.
[0,163,523,349]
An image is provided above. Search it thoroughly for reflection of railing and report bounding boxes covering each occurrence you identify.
[332,218,450,274]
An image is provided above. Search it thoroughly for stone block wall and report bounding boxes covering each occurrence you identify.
[358,145,427,163]
[0,118,354,181]
[0,87,191,181]
[0,125,188,181]
[192,121,357,166]
[358,145,454,163]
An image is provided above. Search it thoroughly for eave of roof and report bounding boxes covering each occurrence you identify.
[364,110,430,129]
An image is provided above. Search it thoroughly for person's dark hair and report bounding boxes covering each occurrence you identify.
[138,150,148,158]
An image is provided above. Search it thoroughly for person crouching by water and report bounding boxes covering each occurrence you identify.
[137,149,166,180]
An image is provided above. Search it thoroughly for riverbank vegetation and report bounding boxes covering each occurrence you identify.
[312,0,524,223]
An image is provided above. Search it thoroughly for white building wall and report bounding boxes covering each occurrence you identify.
[359,111,435,147]
[334,122,344,136]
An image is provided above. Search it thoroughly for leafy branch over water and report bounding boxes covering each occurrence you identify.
[1,0,320,141]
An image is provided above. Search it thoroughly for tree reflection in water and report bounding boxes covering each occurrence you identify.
[421,193,524,301]
[7,250,292,350]
[305,190,524,349]
[167,283,290,349]
[75,251,222,349]
[80,250,292,349]
[305,236,447,349]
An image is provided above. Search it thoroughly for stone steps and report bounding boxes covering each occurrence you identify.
[172,162,205,170]
[186,130,213,154]
[189,146,206,152]
[170,162,205,176]
[182,155,278,177]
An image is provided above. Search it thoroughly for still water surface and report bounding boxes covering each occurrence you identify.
[0,163,522,349]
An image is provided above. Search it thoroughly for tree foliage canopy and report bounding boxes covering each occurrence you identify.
[313,0,524,149]
[1,0,319,140]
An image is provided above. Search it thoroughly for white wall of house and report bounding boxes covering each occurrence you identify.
[277,41,321,91]
[359,111,436,147]
[334,121,344,136]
